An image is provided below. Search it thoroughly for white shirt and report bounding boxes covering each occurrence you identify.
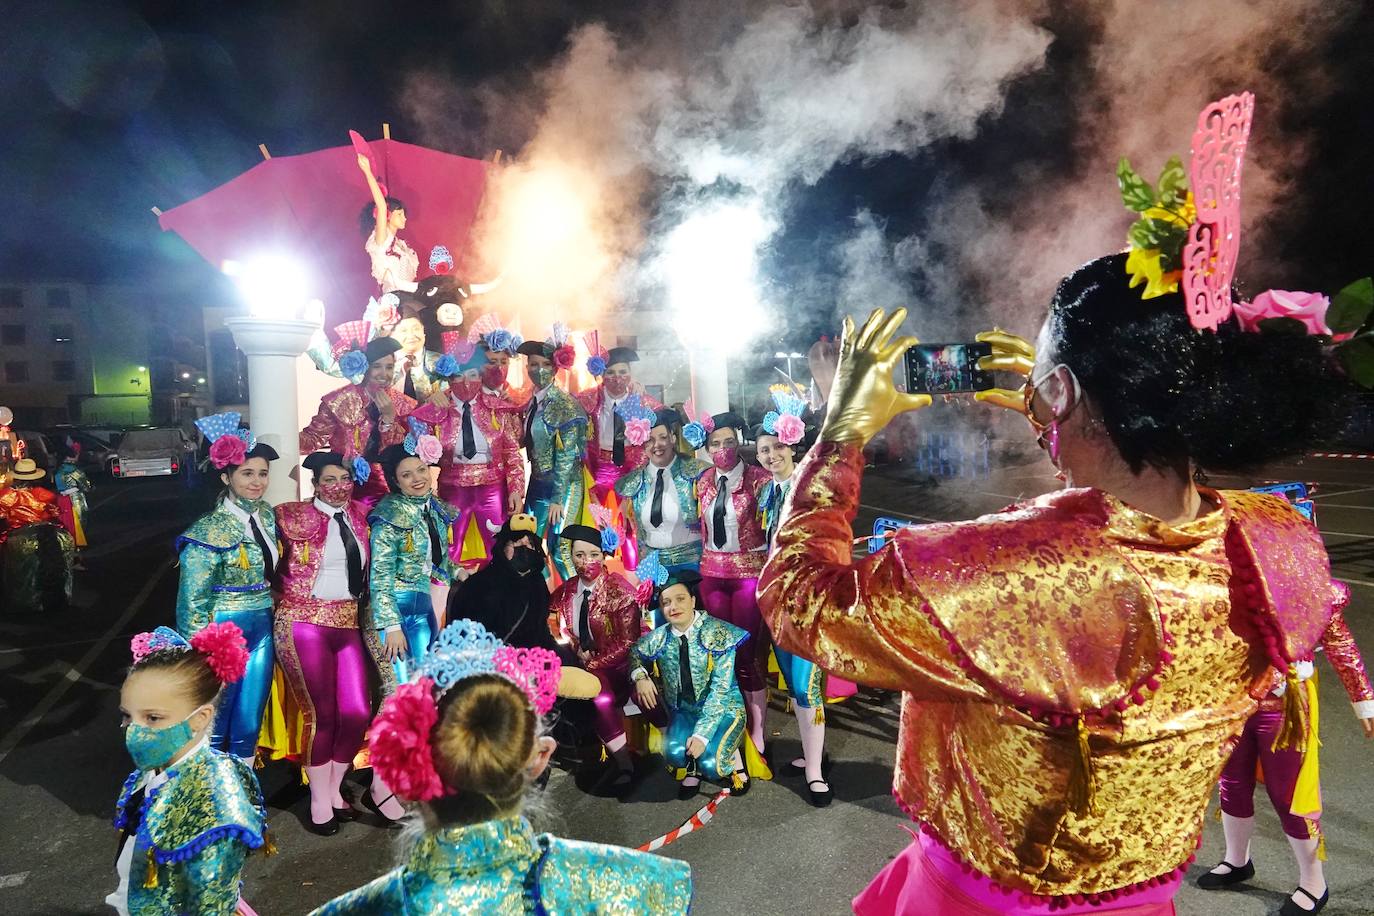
[705,461,752,554]
[641,463,696,549]
[222,497,279,569]
[364,230,419,293]
[598,394,627,450]
[311,498,362,600]
[450,397,492,465]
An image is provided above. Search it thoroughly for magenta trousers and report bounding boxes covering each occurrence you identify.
[284,622,373,767]
[589,460,638,569]
[699,576,766,691]
[590,664,631,746]
[436,479,504,568]
[1218,702,1312,838]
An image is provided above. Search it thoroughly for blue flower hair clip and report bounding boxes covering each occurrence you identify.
[130,626,191,663]
[600,527,621,555]
[338,348,369,385]
[586,355,607,377]
[432,353,460,379]
[351,456,371,485]
[683,421,708,450]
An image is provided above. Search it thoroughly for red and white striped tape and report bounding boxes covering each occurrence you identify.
[637,789,730,852]
[1312,453,1374,459]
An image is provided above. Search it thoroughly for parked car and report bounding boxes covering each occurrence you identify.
[108,427,193,478]
[44,426,116,477]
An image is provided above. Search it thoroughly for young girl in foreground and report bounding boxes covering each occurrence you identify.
[311,619,693,915]
[109,623,268,915]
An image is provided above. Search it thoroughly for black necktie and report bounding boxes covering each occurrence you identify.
[678,634,695,703]
[578,589,594,649]
[424,509,444,571]
[248,514,278,589]
[403,358,417,399]
[523,402,537,452]
[612,409,626,466]
[364,400,382,461]
[712,476,729,549]
[335,511,365,597]
[650,468,666,528]
[767,483,783,546]
[461,401,477,459]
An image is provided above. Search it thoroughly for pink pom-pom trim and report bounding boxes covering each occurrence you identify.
[189,621,249,685]
[209,436,247,469]
[369,678,446,802]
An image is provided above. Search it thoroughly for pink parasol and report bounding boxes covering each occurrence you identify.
[158,133,491,323]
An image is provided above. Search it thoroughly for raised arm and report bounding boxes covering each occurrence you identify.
[357,154,389,246]
[299,397,337,454]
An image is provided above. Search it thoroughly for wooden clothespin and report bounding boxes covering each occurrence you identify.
[382,122,391,140]
[258,144,271,160]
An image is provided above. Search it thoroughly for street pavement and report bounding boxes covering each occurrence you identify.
[1,447,1372,915]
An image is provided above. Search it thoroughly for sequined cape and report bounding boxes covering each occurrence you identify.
[613,456,711,546]
[367,493,459,629]
[524,387,588,501]
[175,501,276,636]
[758,441,1336,899]
[308,814,692,915]
[550,571,643,673]
[113,745,266,916]
[576,386,665,477]
[633,615,747,741]
[274,499,371,602]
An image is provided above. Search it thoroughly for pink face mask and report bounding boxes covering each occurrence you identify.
[577,559,605,581]
[316,480,354,504]
[711,446,739,472]
[603,376,631,399]
[452,380,482,402]
[480,365,505,390]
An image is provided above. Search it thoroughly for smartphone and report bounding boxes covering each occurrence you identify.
[903,342,994,395]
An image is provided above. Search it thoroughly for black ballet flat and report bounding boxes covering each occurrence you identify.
[677,780,700,801]
[806,779,833,808]
[305,815,339,837]
[1279,886,1328,915]
[360,791,404,830]
[333,805,358,822]
[730,776,751,797]
[1195,859,1255,890]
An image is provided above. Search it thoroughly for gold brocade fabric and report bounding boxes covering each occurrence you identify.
[757,443,1331,898]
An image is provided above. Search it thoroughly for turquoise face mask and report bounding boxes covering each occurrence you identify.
[125,707,208,771]
[530,367,555,390]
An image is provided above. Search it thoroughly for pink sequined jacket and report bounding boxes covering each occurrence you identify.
[576,387,664,475]
[299,384,442,459]
[274,499,371,602]
[434,394,525,496]
[695,462,771,578]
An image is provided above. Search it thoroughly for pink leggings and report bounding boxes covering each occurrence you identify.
[699,576,766,691]
[285,622,373,767]
[1218,703,1312,838]
[590,665,631,746]
[437,479,504,567]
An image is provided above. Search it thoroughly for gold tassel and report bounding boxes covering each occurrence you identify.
[1066,716,1098,816]
[732,772,745,790]
[599,746,608,763]
[239,544,250,570]
[1273,668,1310,753]
[706,655,714,676]
[405,530,414,552]
[301,543,309,564]
[263,828,278,856]
[143,850,158,889]
[814,706,826,726]
[447,523,454,546]
[1316,830,1327,862]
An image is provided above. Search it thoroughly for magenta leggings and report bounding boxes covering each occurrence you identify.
[699,576,766,691]
[590,665,631,746]
[288,622,373,767]
[1218,704,1311,838]
[436,479,504,567]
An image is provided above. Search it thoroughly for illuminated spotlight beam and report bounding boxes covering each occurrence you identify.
[663,199,773,355]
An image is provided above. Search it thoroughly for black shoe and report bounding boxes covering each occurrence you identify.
[1196,859,1255,890]
[806,778,833,807]
[333,805,358,822]
[305,815,339,837]
[1279,886,1328,915]
[730,776,751,797]
[677,780,700,801]
[360,791,404,829]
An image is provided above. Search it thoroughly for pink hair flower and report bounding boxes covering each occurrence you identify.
[624,418,651,447]
[552,344,576,371]
[415,434,443,465]
[208,436,247,469]
[774,414,806,446]
[189,621,249,685]
[1232,290,1334,337]
[368,679,446,802]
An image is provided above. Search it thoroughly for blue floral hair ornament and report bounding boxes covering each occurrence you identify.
[411,618,504,695]
[194,411,243,444]
[338,348,369,384]
[586,355,607,378]
[771,388,808,419]
[600,527,621,555]
[432,353,460,379]
[402,417,431,456]
[635,550,670,587]
[351,456,371,485]
[131,626,191,661]
[484,328,515,355]
[683,421,708,450]
[761,410,781,435]
[613,393,656,423]
[428,245,454,273]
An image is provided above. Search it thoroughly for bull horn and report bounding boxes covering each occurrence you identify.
[468,274,504,296]
[485,519,503,533]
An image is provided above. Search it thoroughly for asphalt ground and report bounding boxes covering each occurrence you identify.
[1,448,1371,915]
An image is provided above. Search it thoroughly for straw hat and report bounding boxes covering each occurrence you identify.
[11,458,44,480]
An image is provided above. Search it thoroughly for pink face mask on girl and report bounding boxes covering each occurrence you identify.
[711,446,740,472]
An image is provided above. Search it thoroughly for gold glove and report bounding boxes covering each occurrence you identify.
[820,308,932,447]
[973,328,1036,414]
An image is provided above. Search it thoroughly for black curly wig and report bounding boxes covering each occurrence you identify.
[359,196,407,237]
[1045,253,1353,474]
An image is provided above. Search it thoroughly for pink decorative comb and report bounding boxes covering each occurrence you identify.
[332,320,373,358]
[1181,92,1254,332]
[466,312,501,343]
[493,646,562,716]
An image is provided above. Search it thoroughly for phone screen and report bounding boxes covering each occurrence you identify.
[904,342,994,395]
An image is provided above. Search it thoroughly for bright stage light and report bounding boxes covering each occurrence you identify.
[222,256,311,319]
[506,167,590,254]
[663,200,773,354]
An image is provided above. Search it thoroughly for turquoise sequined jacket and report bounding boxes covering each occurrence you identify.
[368,492,459,629]
[309,814,692,915]
[114,744,267,916]
[525,388,587,502]
[175,498,277,636]
[632,614,748,740]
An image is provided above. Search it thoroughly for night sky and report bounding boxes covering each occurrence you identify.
[3,1,1371,349]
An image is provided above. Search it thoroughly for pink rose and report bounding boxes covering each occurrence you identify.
[774,414,806,446]
[416,434,443,465]
[1232,289,1332,336]
[624,418,651,446]
[209,436,247,469]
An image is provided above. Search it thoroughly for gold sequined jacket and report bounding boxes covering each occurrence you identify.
[758,442,1337,900]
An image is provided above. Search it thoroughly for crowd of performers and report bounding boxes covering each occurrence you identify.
[0,422,88,613]
[106,98,1374,915]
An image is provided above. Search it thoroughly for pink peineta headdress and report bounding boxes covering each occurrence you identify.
[130,623,248,685]
[331,320,374,359]
[367,619,562,802]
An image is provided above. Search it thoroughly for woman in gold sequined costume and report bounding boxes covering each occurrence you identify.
[759,251,1356,914]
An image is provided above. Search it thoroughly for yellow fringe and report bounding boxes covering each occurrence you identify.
[600,746,608,763]
[732,772,745,789]
[1316,831,1327,862]
[301,543,309,564]
[1290,671,1323,819]
[263,828,278,856]
[1273,667,1310,753]
[405,530,414,552]
[1066,716,1098,816]
[143,850,158,888]
[814,706,826,726]
[238,544,250,570]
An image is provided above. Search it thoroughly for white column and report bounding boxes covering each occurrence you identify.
[688,346,730,416]
[225,316,318,506]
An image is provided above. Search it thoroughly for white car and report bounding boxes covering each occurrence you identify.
[109,428,192,478]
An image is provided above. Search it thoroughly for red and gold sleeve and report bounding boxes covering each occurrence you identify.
[757,441,989,699]
[1321,608,1374,708]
